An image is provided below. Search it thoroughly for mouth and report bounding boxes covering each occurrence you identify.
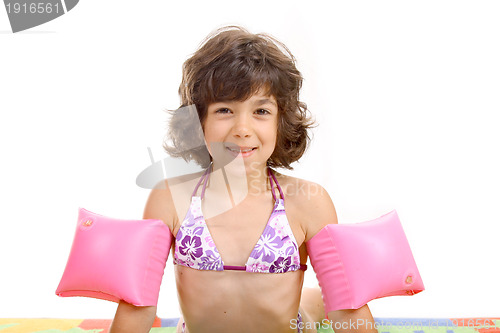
[225,145,257,156]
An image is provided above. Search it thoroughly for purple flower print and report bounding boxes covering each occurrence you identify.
[248,262,270,273]
[250,227,284,263]
[205,235,216,248]
[193,226,204,236]
[174,257,193,268]
[269,256,292,273]
[285,244,296,256]
[179,235,203,260]
[199,250,223,271]
[182,211,196,228]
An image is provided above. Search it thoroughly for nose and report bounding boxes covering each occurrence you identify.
[232,113,252,138]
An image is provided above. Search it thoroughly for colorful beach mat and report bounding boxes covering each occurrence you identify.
[0,317,499,333]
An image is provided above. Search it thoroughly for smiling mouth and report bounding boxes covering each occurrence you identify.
[225,146,257,153]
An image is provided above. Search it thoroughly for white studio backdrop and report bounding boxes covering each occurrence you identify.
[1,0,499,319]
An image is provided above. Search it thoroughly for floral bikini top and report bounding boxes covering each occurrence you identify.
[173,166,307,273]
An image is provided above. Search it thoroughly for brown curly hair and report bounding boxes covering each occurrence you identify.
[163,25,315,169]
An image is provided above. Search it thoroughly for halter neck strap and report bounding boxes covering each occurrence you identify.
[191,164,212,198]
[268,168,284,201]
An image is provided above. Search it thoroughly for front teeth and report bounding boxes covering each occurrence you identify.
[228,147,254,153]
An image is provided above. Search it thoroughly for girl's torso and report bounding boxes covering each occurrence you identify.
[169,166,310,333]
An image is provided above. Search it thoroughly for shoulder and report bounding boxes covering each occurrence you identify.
[143,179,177,232]
[143,171,204,233]
[275,172,338,242]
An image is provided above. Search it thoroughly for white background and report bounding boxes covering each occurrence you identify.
[1,0,499,320]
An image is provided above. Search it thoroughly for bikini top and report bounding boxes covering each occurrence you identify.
[173,165,307,273]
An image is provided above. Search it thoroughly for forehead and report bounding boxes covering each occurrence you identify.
[244,90,278,107]
[211,89,278,107]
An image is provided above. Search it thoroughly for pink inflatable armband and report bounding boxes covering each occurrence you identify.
[56,208,172,306]
[306,210,424,317]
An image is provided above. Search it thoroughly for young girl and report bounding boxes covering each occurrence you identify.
[110,26,377,333]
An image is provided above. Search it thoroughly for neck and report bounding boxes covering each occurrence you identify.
[210,159,271,199]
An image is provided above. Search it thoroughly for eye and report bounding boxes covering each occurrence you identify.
[215,108,231,114]
[255,109,271,115]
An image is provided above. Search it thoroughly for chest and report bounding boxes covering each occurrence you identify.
[173,183,310,271]
[174,195,305,267]
[203,196,277,265]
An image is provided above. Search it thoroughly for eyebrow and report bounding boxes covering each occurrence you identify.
[253,98,277,107]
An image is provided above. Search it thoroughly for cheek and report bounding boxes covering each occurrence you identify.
[271,132,278,151]
[267,127,279,153]
[272,119,279,143]
[203,124,222,143]
[202,121,228,157]
[202,118,215,140]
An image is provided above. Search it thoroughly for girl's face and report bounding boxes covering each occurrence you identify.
[203,89,279,172]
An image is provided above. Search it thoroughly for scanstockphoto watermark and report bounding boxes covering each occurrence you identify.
[290,318,380,331]
[3,0,79,33]
[290,318,498,331]
[247,161,327,199]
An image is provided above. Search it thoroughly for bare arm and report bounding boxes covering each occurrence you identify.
[300,183,377,333]
[327,305,378,333]
[109,301,157,333]
[110,182,176,333]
